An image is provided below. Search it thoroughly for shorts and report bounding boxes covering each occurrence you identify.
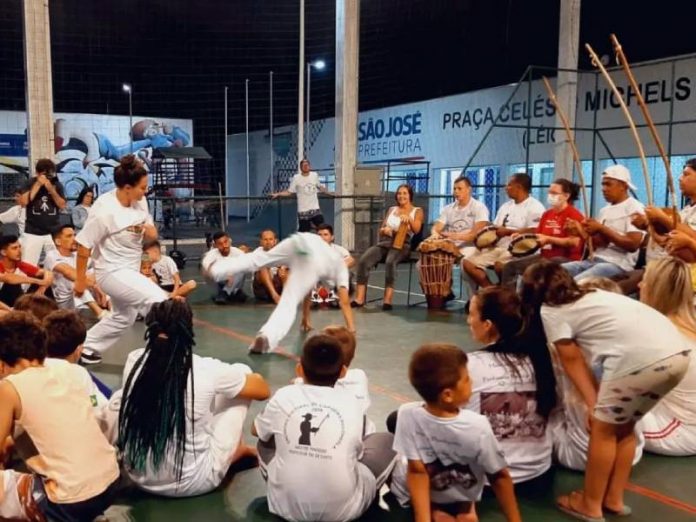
[463,246,511,268]
[0,470,118,521]
[594,350,691,424]
[298,210,324,232]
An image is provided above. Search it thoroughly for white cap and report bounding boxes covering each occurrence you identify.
[602,164,637,191]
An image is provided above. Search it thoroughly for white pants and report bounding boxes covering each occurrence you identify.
[85,268,167,354]
[20,232,55,266]
[57,289,96,310]
[209,237,322,350]
[641,410,696,456]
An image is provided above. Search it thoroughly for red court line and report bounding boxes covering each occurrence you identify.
[625,483,696,515]
[194,316,696,516]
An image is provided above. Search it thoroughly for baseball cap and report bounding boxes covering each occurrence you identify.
[602,164,637,191]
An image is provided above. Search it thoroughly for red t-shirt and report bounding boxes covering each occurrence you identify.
[537,205,585,260]
[0,261,40,277]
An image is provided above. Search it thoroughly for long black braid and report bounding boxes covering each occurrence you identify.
[118,299,195,482]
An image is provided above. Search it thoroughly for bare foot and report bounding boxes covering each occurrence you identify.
[231,443,258,465]
[557,490,604,520]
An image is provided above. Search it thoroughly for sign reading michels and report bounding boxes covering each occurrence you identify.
[227,54,696,196]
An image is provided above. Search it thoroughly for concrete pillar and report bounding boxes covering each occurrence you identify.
[23,0,55,168]
[554,0,581,182]
[334,0,360,250]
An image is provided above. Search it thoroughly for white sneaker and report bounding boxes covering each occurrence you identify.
[249,335,270,354]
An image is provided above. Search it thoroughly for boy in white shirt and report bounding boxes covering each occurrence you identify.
[143,239,197,297]
[391,344,521,522]
[562,165,645,281]
[312,224,354,307]
[462,173,544,289]
[253,334,396,522]
[272,158,329,232]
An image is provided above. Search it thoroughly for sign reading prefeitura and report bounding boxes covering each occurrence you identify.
[227,54,696,196]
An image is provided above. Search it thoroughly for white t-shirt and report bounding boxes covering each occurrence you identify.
[288,172,324,214]
[541,289,688,380]
[294,368,371,419]
[594,197,645,271]
[76,190,153,274]
[254,383,375,522]
[391,402,507,505]
[494,197,545,249]
[44,358,108,409]
[330,242,351,261]
[43,249,78,304]
[436,199,490,248]
[153,255,179,286]
[201,246,245,274]
[466,351,552,483]
[122,349,251,495]
[0,204,25,234]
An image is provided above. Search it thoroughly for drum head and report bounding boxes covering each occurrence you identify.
[508,234,541,257]
[474,226,499,249]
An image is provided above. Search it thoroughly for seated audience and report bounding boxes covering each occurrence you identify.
[353,184,424,310]
[201,231,248,304]
[465,287,556,493]
[0,234,53,307]
[71,186,95,232]
[253,334,396,521]
[500,178,585,287]
[521,260,689,520]
[312,224,354,307]
[0,312,119,521]
[143,239,197,296]
[562,165,645,281]
[44,224,110,319]
[390,344,521,522]
[639,257,696,456]
[462,173,544,290]
[252,229,288,303]
[118,299,270,497]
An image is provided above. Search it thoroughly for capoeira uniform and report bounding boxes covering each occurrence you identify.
[208,233,349,352]
[76,190,167,357]
[43,249,100,310]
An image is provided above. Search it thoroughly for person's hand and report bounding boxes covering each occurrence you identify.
[399,214,410,224]
[583,218,604,235]
[536,234,550,246]
[85,274,96,288]
[630,212,648,229]
[41,271,53,286]
[644,206,670,224]
[667,229,695,253]
[226,276,235,288]
[238,244,251,253]
[430,231,443,240]
[496,227,511,237]
[585,411,594,433]
[143,224,158,240]
[381,227,393,237]
[510,232,521,241]
[36,174,48,187]
[564,218,583,236]
[270,192,280,199]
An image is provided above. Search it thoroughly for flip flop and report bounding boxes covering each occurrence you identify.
[557,491,606,522]
[604,505,632,516]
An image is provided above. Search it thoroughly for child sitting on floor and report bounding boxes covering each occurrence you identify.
[0,312,119,521]
[295,325,374,435]
[143,240,197,296]
[141,252,196,299]
[253,334,397,522]
[390,344,521,522]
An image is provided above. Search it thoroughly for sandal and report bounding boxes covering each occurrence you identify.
[557,491,606,522]
[604,505,632,516]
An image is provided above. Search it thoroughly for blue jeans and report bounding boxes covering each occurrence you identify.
[561,259,626,281]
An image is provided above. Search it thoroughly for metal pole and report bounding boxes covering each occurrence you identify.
[306,62,311,156]
[245,78,250,223]
[224,85,229,225]
[270,71,274,192]
[128,90,133,153]
[297,0,305,169]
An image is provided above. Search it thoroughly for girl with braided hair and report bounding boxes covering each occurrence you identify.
[118,299,270,497]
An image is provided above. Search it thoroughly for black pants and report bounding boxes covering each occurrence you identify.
[298,213,324,232]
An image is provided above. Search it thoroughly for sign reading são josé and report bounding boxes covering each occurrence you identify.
[358,112,423,160]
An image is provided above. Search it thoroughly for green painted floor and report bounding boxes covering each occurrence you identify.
[90,267,696,522]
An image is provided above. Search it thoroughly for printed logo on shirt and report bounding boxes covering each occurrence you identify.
[425,459,478,491]
[450,217,474,232]
[480,391,546,441]
[283,403,345,458]
[32,195,57,216]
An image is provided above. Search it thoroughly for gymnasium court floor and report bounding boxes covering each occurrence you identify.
[90,266,696,522]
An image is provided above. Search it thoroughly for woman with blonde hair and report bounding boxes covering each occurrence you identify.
[639,257,696,456]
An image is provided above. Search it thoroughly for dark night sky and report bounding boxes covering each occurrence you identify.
[2,0,696,177]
